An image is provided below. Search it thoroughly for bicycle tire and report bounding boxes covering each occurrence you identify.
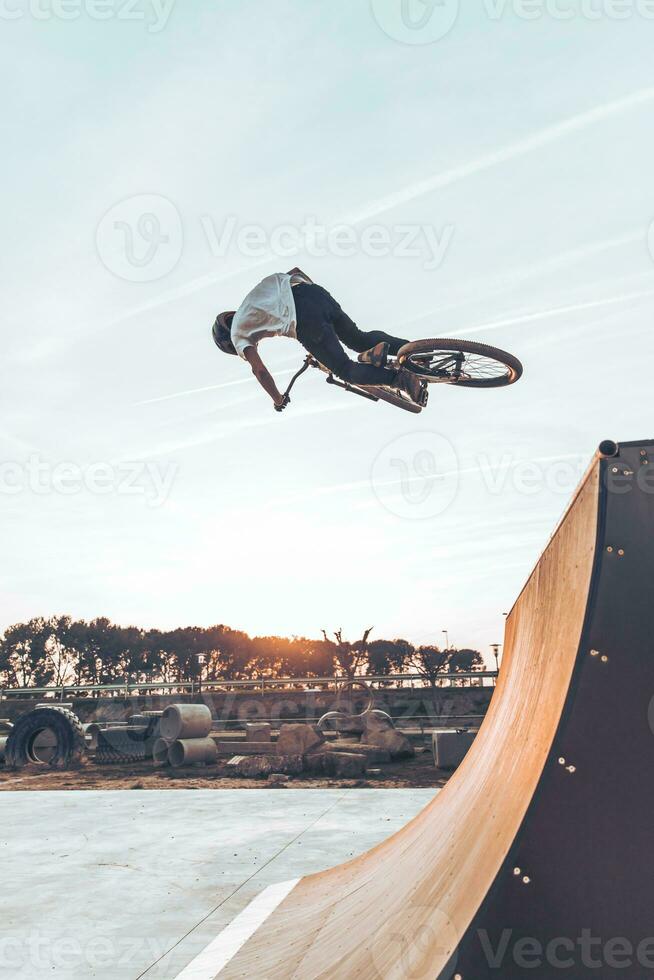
[397,338,523,388]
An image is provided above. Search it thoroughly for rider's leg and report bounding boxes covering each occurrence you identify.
[330,300,408,355]
[294,283,422,401]
[293,284,399,386]
[297,318,398,387]
[295,283,408,354]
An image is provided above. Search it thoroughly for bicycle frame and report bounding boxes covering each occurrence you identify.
[282,356,383,405]
[281,355,426,414]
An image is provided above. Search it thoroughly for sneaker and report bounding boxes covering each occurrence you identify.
[358,341,390,368]
[394,368,423,404]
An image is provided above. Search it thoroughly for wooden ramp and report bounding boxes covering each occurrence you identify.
[219,440,654,979]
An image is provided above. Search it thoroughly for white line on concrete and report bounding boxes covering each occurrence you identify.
[174,878,300,979]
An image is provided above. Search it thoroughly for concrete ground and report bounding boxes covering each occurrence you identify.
[0,788,437,979]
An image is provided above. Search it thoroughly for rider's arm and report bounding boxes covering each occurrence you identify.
[244,347,285,408]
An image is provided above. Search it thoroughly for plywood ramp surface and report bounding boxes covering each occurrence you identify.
[220,464,601,979]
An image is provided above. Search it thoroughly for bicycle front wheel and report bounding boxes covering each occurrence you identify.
[397,338,523,388]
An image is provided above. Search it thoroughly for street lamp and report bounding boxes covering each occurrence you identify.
[196,653,206,693]
[490,644,501,673]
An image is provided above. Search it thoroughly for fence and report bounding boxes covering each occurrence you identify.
[0,671,498,701]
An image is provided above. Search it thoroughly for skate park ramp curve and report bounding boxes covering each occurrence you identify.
[198,439,654,979]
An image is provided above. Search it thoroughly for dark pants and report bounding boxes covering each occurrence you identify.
[293,283,408,386]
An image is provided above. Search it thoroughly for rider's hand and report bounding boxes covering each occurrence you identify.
[274,394,289,413]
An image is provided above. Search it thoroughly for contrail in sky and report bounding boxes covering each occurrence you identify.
[342,87,654,225]
[449,287,654,337]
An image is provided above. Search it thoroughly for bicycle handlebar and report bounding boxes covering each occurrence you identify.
[275,356,318,411]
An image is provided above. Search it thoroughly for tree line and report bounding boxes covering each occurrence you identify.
[0,616,484,690]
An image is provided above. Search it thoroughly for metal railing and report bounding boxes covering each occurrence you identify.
[0,671,497,700]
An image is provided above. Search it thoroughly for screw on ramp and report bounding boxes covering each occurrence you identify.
[212,440,654,979]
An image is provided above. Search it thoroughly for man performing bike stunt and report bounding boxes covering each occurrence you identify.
[211,268,423,410]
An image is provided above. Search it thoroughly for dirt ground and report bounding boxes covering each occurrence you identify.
[0,749,451,792]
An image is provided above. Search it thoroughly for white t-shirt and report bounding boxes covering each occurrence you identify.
[231,272,311,359]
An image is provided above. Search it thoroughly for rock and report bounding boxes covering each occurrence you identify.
[246,723,271,743]
[267,773,290,788]
[363,710,394,734]
[228,755,274,778]
[359,744,392,765]
[366,728,415,760]
[308,751,367,778]
[335,716,366,735]
[305,751,329,775]
[225,754,304,778]
[317,711,365,735]
[276,724,324,757]
[331,753,367,778]
[326,740,363,752]
[328,741,391,765]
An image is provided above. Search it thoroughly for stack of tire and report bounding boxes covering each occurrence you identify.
[5,707,86,769]
[96,711,163,765]
[154,705,217,768]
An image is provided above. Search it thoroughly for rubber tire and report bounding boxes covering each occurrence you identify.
[5,707,86,769]
[397,338,523,388]
[96,726,155,764]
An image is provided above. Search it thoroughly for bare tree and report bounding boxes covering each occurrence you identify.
[322,627,373,679]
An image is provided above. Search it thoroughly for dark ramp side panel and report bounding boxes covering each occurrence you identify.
[443,440,654,979]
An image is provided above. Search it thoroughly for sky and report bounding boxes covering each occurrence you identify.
[2,0,654,664]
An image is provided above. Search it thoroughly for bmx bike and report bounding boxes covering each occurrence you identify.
[279,338,523,415]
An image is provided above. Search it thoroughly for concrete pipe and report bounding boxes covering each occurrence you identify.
[168,737,218,768]
[127,714,151,727]
[29,727,58,764]
[160,704,212,741]
[153,738,173,766]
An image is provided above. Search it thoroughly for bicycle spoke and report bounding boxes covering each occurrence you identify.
[407,348,511,382]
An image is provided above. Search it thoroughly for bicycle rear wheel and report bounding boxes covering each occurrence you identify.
[398,338,523,388]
